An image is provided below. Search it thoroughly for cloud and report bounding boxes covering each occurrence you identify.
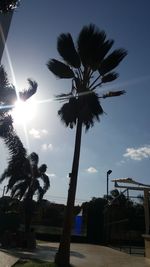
[41,143,53,151]
[123,145,150,161]
[41,129,48,135]
[116,159,126,166]
[29,128,41,138]
[86,167,98,173]
[29,128,48,139]
[48,173,56,178]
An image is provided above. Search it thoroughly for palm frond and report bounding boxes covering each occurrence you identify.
[0,169,9,183]
[98,39,114,63]
[99,49,127,75]
[38,164,47,174]
[101,72,119,83]
[102,90,126,99]
[40,173,50,193]
[47,59,75,79]
[0,115,13,138]
[0,66,17,106]
[77,24,107,70]
[0,65,9,88]
[0,0,20,13]
[0,127,28,188]
[28,152,39,166]
[58,98,78,128]
[78,92,104,130]
[37,186,45,202]
[11,181,27,200]
[19,79,37,101]
[57,33,81,68]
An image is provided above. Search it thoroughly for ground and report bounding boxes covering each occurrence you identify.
[1,242,150,267]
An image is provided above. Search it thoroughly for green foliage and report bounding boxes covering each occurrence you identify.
[14,259,57,267]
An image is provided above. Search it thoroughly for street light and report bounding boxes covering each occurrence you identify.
[107,170,112,201]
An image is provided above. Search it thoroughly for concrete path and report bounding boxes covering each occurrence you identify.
[0,250,18,267]
[2,242,150,267]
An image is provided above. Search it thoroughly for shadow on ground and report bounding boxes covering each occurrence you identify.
[0,244,85,261]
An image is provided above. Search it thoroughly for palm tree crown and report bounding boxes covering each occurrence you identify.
[0,65,37,137]
[0,65,37,114]
[0,120,50,202]
[47,24,127,130]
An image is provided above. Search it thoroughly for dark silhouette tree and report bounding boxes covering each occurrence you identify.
[47,24,127,266]
[0,65,37,128]
[0,117,50,232]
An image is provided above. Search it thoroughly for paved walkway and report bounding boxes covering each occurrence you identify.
[1,242,150,267]
[0,250,18,267]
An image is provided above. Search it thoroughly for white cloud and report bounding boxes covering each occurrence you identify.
[123,145,150,161]
[48,173,56,178]
[116,160,126,166]
[86,167,98,173]
[29,128,48,139]
[41,129,48,135]
[29,128,41,138]
[41,143,53,151]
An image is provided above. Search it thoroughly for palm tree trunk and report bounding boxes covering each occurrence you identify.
[55,118,83,267]
[24,198,32,232]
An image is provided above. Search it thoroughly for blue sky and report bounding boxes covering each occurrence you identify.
[1,0,150,204]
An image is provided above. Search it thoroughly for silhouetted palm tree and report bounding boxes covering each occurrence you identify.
[0,65,37,135]
[0,65,37,112]
[47,24,127,266]
[0,118,50,231]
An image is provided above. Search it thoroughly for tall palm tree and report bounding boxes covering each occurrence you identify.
[0,118,50,232]
[47,24,127,266]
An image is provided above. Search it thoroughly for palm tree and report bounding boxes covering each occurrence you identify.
[0,118,50,232]
[0,65,37,133]
[47,24,127,266]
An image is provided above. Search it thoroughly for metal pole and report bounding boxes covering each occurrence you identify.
[107,170,112,201]
[107,172,109,201]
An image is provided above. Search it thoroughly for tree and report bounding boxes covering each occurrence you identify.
[0,118,50,232]
[47,24,127,266]
[0,65,37,125]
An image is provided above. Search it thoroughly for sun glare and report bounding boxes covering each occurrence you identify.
[12,99,37,124]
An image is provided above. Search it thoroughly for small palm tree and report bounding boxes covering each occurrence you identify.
[47,24,127,266]
[0,118,50,232]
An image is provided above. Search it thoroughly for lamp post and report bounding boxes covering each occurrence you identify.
[107,170,112,201]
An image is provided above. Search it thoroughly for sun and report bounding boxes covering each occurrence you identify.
[12,99,37,124]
